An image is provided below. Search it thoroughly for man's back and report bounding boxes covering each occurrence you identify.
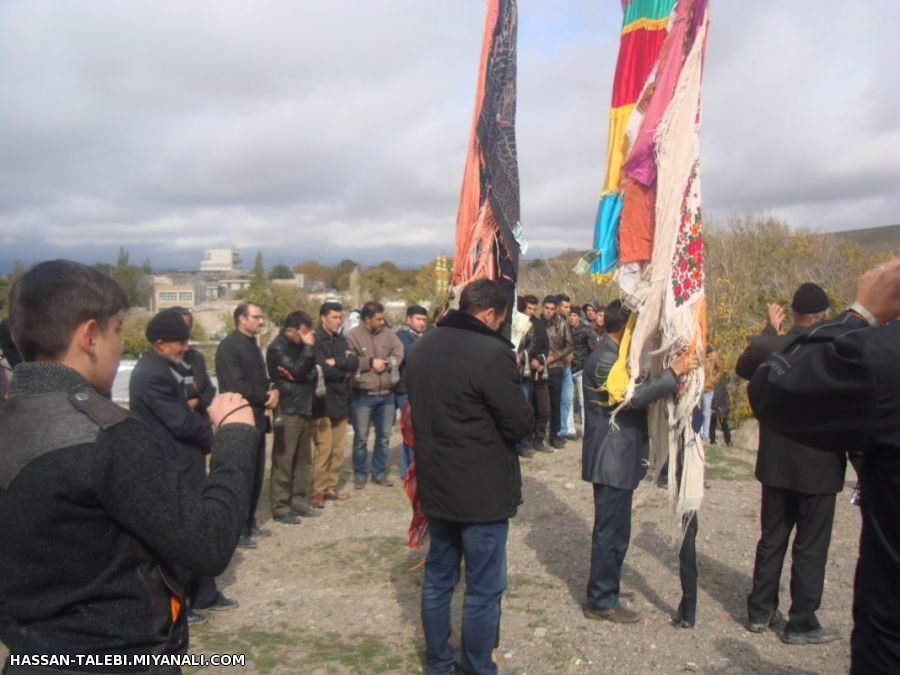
[406,310,532,523]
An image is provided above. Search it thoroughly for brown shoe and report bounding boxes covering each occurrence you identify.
[619,589,636,601]
[325,489,349,501]
[582,603,641,624]
[311,495,326,509]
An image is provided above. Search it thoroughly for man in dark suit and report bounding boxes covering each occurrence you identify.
[736,282,844,644]
[581,300,699,624]
[406,280,533,675]
[129,309,238,623]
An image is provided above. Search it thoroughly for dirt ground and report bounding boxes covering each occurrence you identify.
[2,430,859,674]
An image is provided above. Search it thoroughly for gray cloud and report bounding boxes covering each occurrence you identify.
[0,0,897,273]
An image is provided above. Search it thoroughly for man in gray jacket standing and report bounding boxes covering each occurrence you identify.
[581,300,698,623]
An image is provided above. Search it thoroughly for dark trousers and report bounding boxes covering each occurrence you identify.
[709,412,732,445]
[586,483,633,610]
[747,485,837,633]
[246,431,267,534]
[547,367,564,439]
[676,513,699,626]
[529,379,550,442]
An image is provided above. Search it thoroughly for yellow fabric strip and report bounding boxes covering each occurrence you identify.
[603,104,634,193]
[622,16,670,35]
[600,312,637,405]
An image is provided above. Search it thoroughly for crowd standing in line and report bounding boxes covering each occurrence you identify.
[1,257,897,674]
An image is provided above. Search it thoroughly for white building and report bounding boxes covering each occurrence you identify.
[200,248,241,273]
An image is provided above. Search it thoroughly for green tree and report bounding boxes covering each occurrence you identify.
[269,263,294,280]
[251,251,266,289]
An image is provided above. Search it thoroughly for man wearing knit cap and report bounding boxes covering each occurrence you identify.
[130,310,239,623]
[736,282,845,645]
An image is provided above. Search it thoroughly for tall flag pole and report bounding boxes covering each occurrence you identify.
[452,0,523,325]
[587,0,712,538]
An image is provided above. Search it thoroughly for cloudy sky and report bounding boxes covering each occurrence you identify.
[1,1,897,272]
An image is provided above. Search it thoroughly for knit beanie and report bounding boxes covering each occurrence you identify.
[790,283,829,314]
[146,310,190,342]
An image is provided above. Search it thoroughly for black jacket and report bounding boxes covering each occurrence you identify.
[571,321,599,374]
[581,336,680,489]
[736,324,846,494]
[394,324,420,396]
[130,348,214,473]
[311,327,359,419]
[266,333,317,417]
[518,317,549,382]
[0,362,258,668]
[182,347,216,412]
[748,313,900,674]
[406,310,534,523]
[215,330,270,431]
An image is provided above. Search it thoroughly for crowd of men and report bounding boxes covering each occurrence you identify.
[1,258,899,675]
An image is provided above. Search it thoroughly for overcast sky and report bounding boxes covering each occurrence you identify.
[1,1,897,272]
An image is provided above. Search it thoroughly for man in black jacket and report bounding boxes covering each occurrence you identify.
[310,302,359,508]
[748,259,900,673]
[406,279,533,675]
[518,295,550,453]
[215,302,279,548]
[736,283,844,644]
[171,307,216,415]
[0,260,257,673]
[266,311,320,524]
[130,310,238,624]
[581,300,699,624]
[568,306,598,438]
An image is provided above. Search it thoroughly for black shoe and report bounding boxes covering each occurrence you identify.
[550,437,566,449]
[780,626,840,645]
[518,448,535,458]
[354,477,366,490]
[372,475,394,487]
[187,610,207,625]
[534,440,554,453]
[237,534,257,549]
[273,513,301,525]
[250,525,271,538]
[747,610,783,634]
[206,596,240,612]
[291,508,320,518]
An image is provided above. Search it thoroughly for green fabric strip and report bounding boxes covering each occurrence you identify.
[623,0,677,27]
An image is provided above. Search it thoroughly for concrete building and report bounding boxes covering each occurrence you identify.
[200,248,241,273]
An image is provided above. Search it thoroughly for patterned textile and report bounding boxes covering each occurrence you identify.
[453,0,521,312]
[401,399,427,549]
[590,0,711,541]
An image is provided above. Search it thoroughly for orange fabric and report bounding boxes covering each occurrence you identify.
[169,594,181,624]
[618,178,656,263]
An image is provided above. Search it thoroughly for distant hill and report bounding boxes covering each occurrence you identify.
[829,224,900,252]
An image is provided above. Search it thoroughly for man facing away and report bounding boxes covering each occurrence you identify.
[748,259,900,674]
[345,300,404,490]
[0,260,257,673]
[394,304,427,480]
[406,279,533,675]
[581,300,699,623]
[736,282,844,644]
[266,310,321,525]
[310,302,359,508]
[215,302,279,548]
[130,310,238,625]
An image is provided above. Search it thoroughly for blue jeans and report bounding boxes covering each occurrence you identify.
[586,483,633,610]
[350,392,395,480]
[422,518,508,675]
[394,392,413,480]
[560,366,574,436]
[700,391,713,440]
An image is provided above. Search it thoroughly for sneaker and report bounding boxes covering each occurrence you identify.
[237,535,257,550]
[780,626,841,645]
[187,610,207,625]
[565,431,582,441]
[206,596,239,612]
[549,436,566,449]
[249,525,271,538]
[354,477,366,490]
[372,475,394,487]
[581,603,641,624]
[273,513,301,525]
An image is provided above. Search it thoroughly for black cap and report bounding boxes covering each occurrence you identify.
[791,283,829,314]
[406,305,427,317]
[146,310,190,342]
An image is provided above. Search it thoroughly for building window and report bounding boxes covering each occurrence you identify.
[159,292,177,302]
[178,291,193,302]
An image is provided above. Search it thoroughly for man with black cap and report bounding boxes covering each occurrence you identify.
[130,310,239,623]
[395,304,427,479]
[736,282,845,644]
